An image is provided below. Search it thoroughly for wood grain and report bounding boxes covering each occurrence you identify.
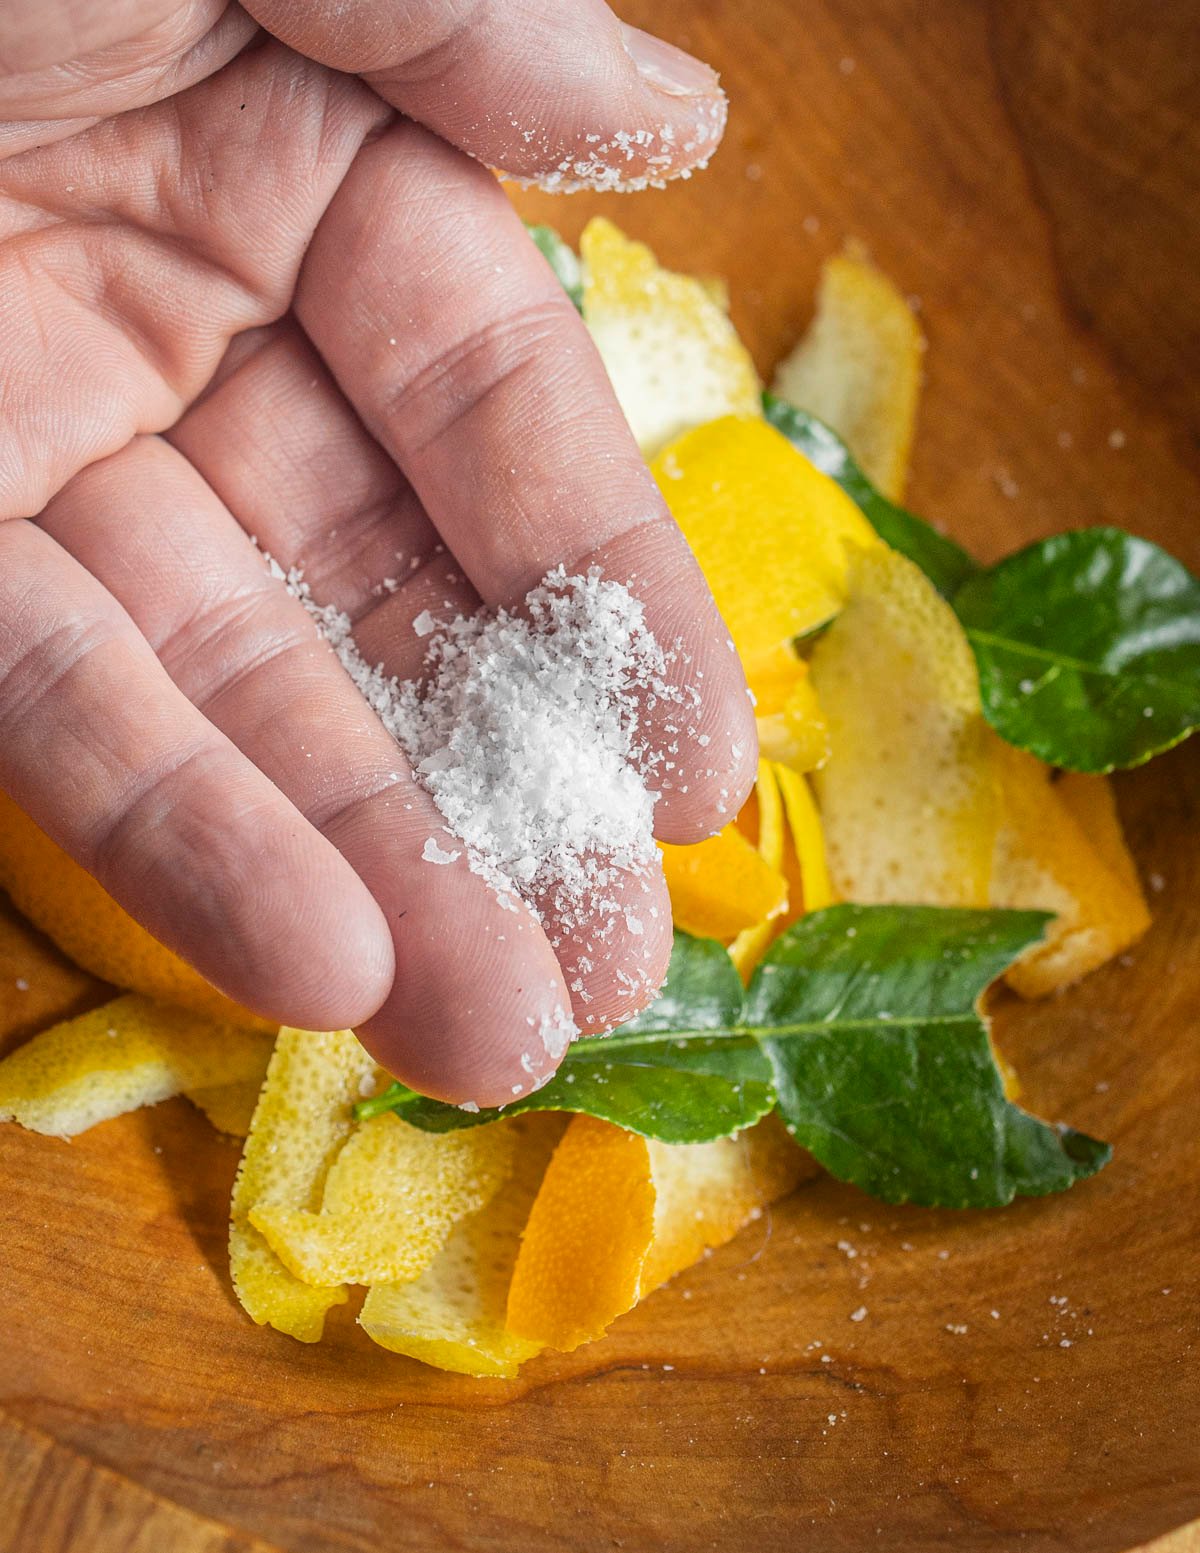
[2,2,1198,1549]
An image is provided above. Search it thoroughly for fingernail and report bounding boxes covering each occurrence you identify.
[620,23,722,98]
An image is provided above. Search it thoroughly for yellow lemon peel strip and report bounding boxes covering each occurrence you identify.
[250,1113,516,1287]
[659,826,787,941]
[730,761,787,981]
[0,994,274,1138]
[754,654,831,773]
[507,1114,808,1354]
[652,416,878,690]
[1055,771,1145,901]
[0,791,270,1030]
[989,742,1151,998]
[581,217,760,457]
[772,249,925,500]
[184,1078,265,1138]
[360,1114,566,1378]
[810,546,998,907]
[229,1027,375,1343]
[773,763,833,914]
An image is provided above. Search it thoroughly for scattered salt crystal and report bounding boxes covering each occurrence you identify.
[422,837,461,866]
[849,1305,868,1323]
[945,1323,968,1335]
[539,1006,575,1060]
[13,978,28,992]
[412,610,437,637]
[459,1100,480,1114]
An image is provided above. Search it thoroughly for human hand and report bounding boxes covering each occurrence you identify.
[0,1,756,1105]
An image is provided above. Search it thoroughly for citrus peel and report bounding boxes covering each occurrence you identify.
[989,743,1150,997]
[0,994,273,1138]
[229,1026,376,1343]
[730,761,788,980]
[772,249,924,500]
[250,1113,516,1287]
[0,791,269,1030]
[359,1114,566,1378]
[651,415,878,693]
[810,545,998,907]
[581,217,760,457]
[506,1113,808,1353]
[659,825,786,941]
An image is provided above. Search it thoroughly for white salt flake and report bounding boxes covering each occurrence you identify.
[422,837,461,866]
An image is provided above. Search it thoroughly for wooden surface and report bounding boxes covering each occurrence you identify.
[3,2,1199,1549]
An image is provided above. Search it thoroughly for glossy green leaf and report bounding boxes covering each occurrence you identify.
[360,934,774,1145]
[525,223,583,311]
[955,527,1200,771]
[763,392,978,597]
[747,906,1109,1207]
[362,910,1110,1208]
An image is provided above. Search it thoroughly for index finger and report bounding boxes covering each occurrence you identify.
[295,121,757,844]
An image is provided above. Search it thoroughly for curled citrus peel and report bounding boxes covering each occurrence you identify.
[990,743,1150,997]
[659,825,786,942]
[228,1026,375,1343]
[581,217,761,457]
[772,249,925,501]
[652,416,878,694]
[250,1112,515,1287]
[0,791,268,1030]
[809,545,999,908]
[0,993,272,1138]
[506,1113,808,1354]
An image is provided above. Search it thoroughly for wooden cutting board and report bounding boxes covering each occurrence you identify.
[2,2,1198,1549]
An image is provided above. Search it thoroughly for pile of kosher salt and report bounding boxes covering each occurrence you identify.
[282,564,672,933]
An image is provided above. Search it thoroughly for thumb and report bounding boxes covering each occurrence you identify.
[243,0,727,191]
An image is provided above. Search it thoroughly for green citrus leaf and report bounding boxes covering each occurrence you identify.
[955,528,1200,771]
[747,906,1109,1207]
[364,933,774,1145]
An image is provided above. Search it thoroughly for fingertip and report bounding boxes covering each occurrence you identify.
[548,859,674,1036]
[353,875,576,1109]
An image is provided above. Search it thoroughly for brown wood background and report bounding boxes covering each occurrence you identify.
[2,2,1199,1549]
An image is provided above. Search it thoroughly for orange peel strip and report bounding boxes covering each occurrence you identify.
[0,791,269,1030]
[730,761,787,981]
[660,826,786,941]
[773,763,833,914]
[507,1115,808,1354]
